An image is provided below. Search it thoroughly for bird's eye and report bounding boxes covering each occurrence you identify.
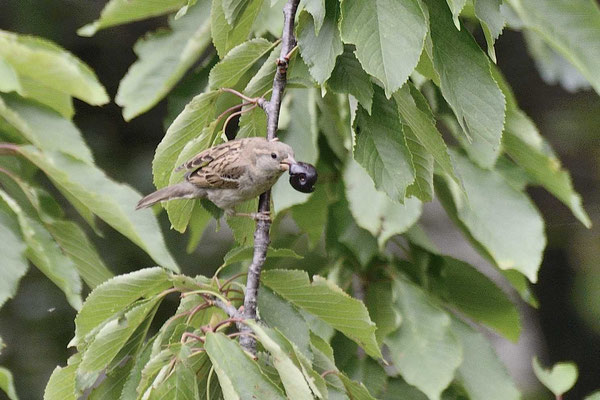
[271,152,277,159]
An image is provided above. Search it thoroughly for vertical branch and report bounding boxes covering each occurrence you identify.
[240,0,301,353]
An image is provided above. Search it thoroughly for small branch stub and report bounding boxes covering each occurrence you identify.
[239,0,301,353]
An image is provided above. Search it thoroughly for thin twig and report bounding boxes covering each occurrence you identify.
[222,103,257,135]
[220,272,247,291]
[0,143,19,155]
[213,298,240,319]
[220,87,259,103]
[181,332,205,344]
[216,101,251,124]
[239,0,301,354]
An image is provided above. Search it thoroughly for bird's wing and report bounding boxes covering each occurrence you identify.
[177,140,249,189]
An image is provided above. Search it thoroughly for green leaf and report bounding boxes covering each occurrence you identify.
[317,91,352,160]
[451,319,521,400]
[291,183,330,248]
[474,0,505,62]
[490,64,590,227]
[437,150,546,282]
[1,95,93,164]
[186,204,212,253]
[174,0,200,19]
[78,0,186,36]
[338,374,377,400]
[74,267,170,346]
[134,349,173,397]
[0,207,28,308]
[382,379,428,400]
[78,298,161,374]
[243,44,314,97]
[301,0,326,34]
[0,367,18,400]
[385,277,462,400]
[353,87,415,202]
[339,0,427,97]
[254,0,286,37]
[261,269,381,358]
[502,269,539,308]
[116,1,212,121]
[243,44,282,96]
[0,190,82,310]
[44,361,78,400]
[327,45,373,113]
[282,89,319,165]
[403,125,434,202]
[211,0,263,58]
[209,38,275,89]
[272,88,319,214]
[45,220,113,289]
[258,287,312,359]
[204,332,286,400]
[237,105,267,138]
[503,110,591,228]
[222,0,251,24]
[248,321,321,399]
[87,359,134,400]
[585,392,600,400]
[165,120,221,232]
[366,281,401,345]
[223,246,302,266]
[119,339,155,400]
[425,0,505,168]
[310,333,377,399]
[345,357,387,398]
[430,255,521,341]
[0,30,108,105]
[18,147,179,271]
[344,158,422,248]
[226,198,258,245]
[507,0,600,95]
[327,191,378,266]
[146,352,200,400]
[523,31,591,92]
[0,55,20,93]
[14,76,74,118]
[297,0,343,84]
[153,90,220,190]
[445,0,467,29]
[532,357,578,397]
[394,83,458,184]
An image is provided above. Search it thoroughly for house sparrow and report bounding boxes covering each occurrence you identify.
[136,137,296,218]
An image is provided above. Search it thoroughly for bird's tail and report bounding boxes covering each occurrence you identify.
[136,182,205,210]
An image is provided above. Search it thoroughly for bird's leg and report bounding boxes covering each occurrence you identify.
[226,210,271,222]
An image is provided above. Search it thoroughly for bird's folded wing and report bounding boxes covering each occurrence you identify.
[187,162,245,189]
[177,140,248,189]
[175,139,246,171]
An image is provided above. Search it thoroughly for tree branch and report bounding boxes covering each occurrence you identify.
[239,0,301,353]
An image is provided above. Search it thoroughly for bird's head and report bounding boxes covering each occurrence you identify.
[253,139,296,173]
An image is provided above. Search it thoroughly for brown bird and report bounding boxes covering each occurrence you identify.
[136,137,296,219]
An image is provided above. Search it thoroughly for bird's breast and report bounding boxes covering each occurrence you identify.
[207,169,283,210]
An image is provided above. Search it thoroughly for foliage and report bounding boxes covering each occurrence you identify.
[0,0,599,399]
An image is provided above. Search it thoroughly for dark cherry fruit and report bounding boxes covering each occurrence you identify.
[289,162,317,193]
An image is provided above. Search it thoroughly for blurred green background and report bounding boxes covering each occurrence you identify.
[0,1,598,399]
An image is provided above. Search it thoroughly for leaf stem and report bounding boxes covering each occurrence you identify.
[220,87,259,103]
[239,0,301,354]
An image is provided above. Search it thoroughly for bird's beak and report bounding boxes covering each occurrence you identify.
[279,154,297,171]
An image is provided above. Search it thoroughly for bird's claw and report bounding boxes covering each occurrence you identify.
[253,211,271,222]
